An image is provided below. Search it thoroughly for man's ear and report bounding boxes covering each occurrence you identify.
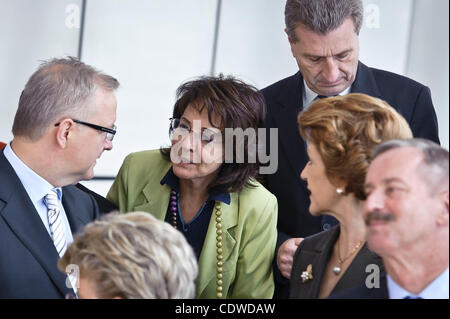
[437,189,449,226]
[285,28,296,57]
[55,119,74,149]
[285,28,292,42]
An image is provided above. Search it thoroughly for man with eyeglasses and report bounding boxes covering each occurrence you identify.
[0,57,119,298]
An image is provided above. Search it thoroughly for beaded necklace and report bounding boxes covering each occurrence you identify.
[170,190,224,298]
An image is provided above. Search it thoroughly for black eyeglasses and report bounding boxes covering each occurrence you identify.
[55,119,117,141]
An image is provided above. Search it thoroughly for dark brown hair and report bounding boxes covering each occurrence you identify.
[161,75,265,194]
[298,93,413,200]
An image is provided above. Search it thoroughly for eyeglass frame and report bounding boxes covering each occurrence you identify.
[55,119,117,141]
[168,118,223,144]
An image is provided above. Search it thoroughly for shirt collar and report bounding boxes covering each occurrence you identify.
[3,142,63,204]
[387,267,449,299]
[302,80,352,109]
[160,167,231,205]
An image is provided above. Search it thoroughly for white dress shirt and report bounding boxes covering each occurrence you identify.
[3,142,74,246]
[387,267,449,299]
[302,80,352,110]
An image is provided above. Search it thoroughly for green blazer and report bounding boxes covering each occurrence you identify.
[107,150,277,299]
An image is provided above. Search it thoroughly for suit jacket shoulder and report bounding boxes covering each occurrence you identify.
[106,149,171,212]
[354,62,440,143]
[75,183,117,215]
[262,72,301,102]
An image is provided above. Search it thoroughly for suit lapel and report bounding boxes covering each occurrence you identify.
[351,62,382,98]
[196,193,238,297]
[134,179,171,220]
[132,159,173,219]
[0,154,71,297]
[270,72,310,181]
[296,227,340,298]
[62,186,94,234]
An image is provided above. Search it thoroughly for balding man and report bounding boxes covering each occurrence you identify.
[0,57,119,298]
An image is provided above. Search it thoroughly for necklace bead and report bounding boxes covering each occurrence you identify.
[170,189,224,298]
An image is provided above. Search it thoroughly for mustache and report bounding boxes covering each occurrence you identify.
[365,211,396,225]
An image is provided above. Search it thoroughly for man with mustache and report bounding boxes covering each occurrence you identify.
[262,0,440,298]
[332,138,448,299]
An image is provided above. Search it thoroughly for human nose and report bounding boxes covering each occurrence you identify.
[180,129,201,152]
[321,58,340,83]
[104,138,113,151]
[363,189,385,218]
[300,165,308,181]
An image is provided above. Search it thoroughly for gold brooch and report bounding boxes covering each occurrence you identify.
[300,264,313,283]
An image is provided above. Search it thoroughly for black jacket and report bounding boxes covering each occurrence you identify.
[0,151,100,298]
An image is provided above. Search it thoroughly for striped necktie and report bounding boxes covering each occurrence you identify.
[44,190,67,257]
[44,190,78,295]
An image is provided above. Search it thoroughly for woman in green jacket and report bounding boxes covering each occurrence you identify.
[107,76,277,299]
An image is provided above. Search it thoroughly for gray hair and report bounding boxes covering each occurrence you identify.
[372,138,449,193]
[58,212,198,299]
[12,56,119,141]
[285,0,364,42]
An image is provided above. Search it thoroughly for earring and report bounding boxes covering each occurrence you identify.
[336,187,344,195]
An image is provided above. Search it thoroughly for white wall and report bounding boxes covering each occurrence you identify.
[81,0,218,179]
[1,0,448,197]
[406,0,449,150]
[0,0,80,143]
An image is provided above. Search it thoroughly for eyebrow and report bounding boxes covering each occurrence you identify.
[180,116,220,131]
[305,49,353,59]
[364,177,408,190]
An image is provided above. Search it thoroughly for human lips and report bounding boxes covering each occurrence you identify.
[176,157,196,166]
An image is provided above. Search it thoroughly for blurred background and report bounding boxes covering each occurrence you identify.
[1,0,448,196]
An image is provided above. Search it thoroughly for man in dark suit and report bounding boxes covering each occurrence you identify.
[330,139,448,299]
[0,57,119,298]
[262,0,440,298]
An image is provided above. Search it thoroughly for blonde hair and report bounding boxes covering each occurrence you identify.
[58,212,198,299]
[298,93,413,200]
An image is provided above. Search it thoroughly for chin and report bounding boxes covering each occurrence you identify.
[172,165,195,180]
[367,232,393,255]
[308,205,320,216]
[81,168,95,182]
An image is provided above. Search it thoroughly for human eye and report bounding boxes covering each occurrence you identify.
[179,122,190,130]
[175,121,191,135]
[202,129,220,144]
[385,185,406,198]
[309,56,321,63]
[336,52,350,60]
